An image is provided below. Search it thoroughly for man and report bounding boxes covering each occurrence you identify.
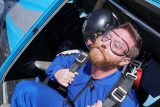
[11,22,142,107]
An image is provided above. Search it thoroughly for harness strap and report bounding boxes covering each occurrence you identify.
[73,78,93,102]
[69,51,89,73]
[102,65,138,107]
[103,74,136,107]
[65,78,94,107]
[62,51,89,107]
[64,96,75,107]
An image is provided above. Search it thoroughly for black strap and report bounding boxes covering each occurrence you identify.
[73,78,94,102]
[64,96,75,107]
[102,65,137,107]
[64,78,94,107]
[69,51,89,73]
[62,51,89,107]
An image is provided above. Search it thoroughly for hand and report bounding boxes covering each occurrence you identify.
[55,69,78,87]
[87,100,102,107]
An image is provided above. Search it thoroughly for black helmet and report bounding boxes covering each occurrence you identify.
[82,8,119,40]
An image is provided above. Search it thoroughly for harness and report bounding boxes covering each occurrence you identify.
[103,60,142,107]
[62,51,89,107]
[64,51,143,107]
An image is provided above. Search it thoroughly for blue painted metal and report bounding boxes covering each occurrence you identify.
[143,95,160,106]
[19,0,55,12]
[6,15,23,52]
[0,0,65,82]
[6,0,59,51]
[146,0,160,8]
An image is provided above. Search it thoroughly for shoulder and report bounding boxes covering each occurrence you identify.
[53,49,82,66]
[56,49,81,56]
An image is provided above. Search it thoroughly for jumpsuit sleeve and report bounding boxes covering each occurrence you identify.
[46,54,76,81]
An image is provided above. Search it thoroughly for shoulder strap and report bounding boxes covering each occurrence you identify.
[102,62,142,107]
[57,50,89,73]
[69,51,89,73]
[62,51,89,107]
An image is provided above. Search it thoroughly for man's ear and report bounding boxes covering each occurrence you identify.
[119,57,131,66]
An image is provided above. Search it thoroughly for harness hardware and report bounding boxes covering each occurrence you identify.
[111,86,127,102]
[76,52,88,63]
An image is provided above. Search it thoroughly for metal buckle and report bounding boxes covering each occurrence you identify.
[76,52,88,63]
[111,86,127,102]
[126,72,137,80]
[131,60,142,68]
[126,66,137,80]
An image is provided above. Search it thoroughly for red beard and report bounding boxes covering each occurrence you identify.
[89,46,120,71]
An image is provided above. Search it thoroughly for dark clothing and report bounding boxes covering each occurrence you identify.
[141,58,160,97]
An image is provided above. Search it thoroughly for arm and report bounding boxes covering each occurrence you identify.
[46,53,78,87]
[46,55,68,81]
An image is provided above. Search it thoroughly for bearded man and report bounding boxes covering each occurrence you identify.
[11,22,142,107]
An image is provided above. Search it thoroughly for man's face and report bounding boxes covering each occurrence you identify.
[89,28,134,70]
[84,33,103,49]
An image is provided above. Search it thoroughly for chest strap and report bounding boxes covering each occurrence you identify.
[73,78,94,102]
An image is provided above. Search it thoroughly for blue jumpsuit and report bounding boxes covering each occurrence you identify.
[11,53,138,107]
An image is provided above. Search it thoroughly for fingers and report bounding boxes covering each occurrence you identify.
[96,100,102,106]
[62,82,69,87]
[63,76,73,85]
[87,100,102,107]
[63,71,75,79]
[74,72,78,75]
[64,72,79,84]
[55,69,78,87]
[87,104,95,107]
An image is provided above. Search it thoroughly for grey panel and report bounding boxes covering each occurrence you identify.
[8,3,42,37]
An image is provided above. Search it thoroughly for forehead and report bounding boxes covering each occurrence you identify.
[113,28,134,48]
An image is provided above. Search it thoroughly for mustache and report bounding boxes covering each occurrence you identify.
[91,45,109,63]
[91,44,100,49]
[91,45,105,54]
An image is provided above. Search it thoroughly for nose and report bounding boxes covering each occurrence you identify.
[101,39,110,48]
[85,39,95,47]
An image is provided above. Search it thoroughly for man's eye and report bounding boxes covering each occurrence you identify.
[104,36,110,40]
[113,40,123,49]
